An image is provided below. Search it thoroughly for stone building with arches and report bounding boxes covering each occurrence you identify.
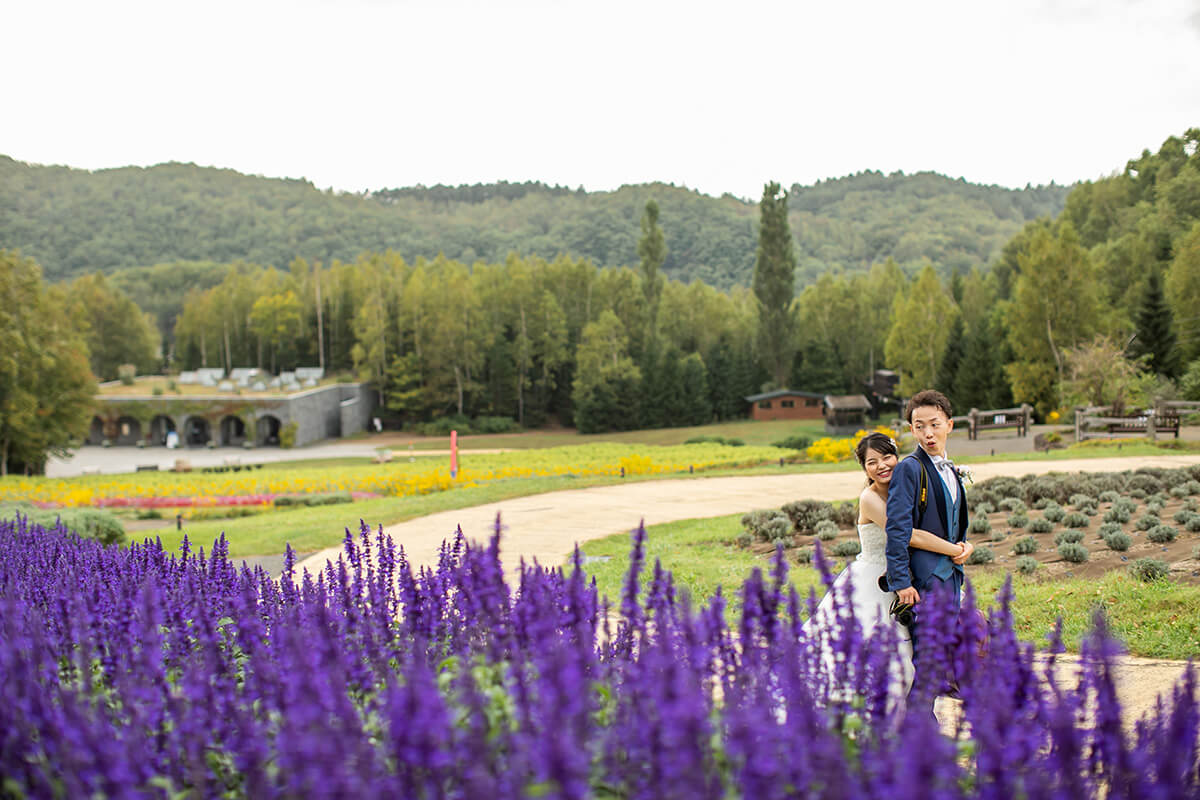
[87,382,375,449]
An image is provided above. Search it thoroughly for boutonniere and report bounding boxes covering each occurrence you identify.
[955,464,974,485]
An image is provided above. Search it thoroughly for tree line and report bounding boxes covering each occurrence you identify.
[0,155,1068,290]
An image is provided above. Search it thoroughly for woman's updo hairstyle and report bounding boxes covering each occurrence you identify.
[854,432,898,470]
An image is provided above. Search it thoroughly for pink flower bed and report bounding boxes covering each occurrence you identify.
[38,492,381,509]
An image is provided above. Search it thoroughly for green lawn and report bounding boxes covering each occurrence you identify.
[578,513,1200,659]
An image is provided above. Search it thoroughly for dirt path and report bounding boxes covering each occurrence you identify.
[298,453,1200,726]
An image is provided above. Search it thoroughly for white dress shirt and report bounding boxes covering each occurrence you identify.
[929,453,958,504]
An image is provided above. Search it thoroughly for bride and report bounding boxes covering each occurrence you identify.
[804,432,973,711]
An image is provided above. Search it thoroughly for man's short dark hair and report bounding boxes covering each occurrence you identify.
[905,389,953,423]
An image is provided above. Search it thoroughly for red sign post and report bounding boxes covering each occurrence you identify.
[450,430,458,479]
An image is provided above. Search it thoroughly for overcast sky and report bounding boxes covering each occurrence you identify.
[5,0,1199,199]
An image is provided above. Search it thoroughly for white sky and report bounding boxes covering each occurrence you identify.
[5,0,1199,199]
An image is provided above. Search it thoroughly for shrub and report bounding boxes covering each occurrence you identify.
[814,520,839,541]
[781,500,834,534]
[1027,517,1053,534]
[1098,490,1122,504]
[989,530,1008,542]
[1169,485,1189,498]
[1113,497,1137,513]
[1147,525,1178,544]
[968,517,992,535]
[279,422,298,449]
[117,364,136,385]
[1130,558,1170,582]
[1058,542,1089,563]
[1145,499,1166,514]
[1135,514,1160,531]
[972,501,996,516]
[1174,509,1197,526]
[1007,513,1029,529]
[1069,493,1098,510]
[1183,480,1200,496]
[1014,536,1039,555]
[1054,530,1085,546]
[1193,544,1200,560]
[1129,489,1147,500]
[1187,516,1200,533]
[1098,522,1124,539]
[831,502,858,527]
[152,386,164,396]
[135,509,163,520]
[1187,498,1200,512]
[741,509,791,542]
[1033,497,1054,510]
[735,533,752,548]
[831,540,862,558]
[772,435,813,450]
[1103,531,1132,551]
[1043,505,1066,523]
[166,378,178,392]
[1022,476,1066,505]
[1016,556,1039,575]
[794,547,813,564]
[1062,512,1090,529]
[1103,507,1132,524]
[967,546,994,565]
[473,416,520,434]
[1127,474,1163,495]
[998,497,1027,513]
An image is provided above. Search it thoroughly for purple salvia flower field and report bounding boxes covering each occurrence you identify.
[1,512,1198,798]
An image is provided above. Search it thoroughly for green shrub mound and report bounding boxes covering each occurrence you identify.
[1103,507,1132,524]
[0,505,126,546]
[972,501,996,516]
[1058,542,1089,563]
[794,547,814,564]
[741,509,790,542]
[1007,513,1029,529]
[998,497,1027,513]
[1069,493,1098,511]
[1134,514,1161,531]
[735,533,752,548]
[1098,490,1123,504]
[1147,525,1178,544]
[814,520,839,542]
[1187,516,1200,533]
[781,500,834,535]
[1027,517,1054,534]
[1174,509,1198,526]
[967,546,994,565]
[1062,512,1090,529]
[274,491,353,508]
[1185,480,1200,496]
[1054,530,1085,546]
[968,517,992,535]
[1015,556,1039,575]
[771,435,812,450]
[831,502,858,527]
[1103,531,1133,552]
[1145,499,1166,514]
[1130,558,1170,582]
[1043,505,1067,523]
[1013,536,1039,555]
[831,540,862,558]
[1033,497,1055,510]
[1098,522,1125,539]
[989,530,1008,542]
[1129,489,1148,500]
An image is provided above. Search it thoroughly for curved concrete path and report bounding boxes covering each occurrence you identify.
[299,454,1200,576]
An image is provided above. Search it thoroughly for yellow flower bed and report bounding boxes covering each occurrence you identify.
[0,443,789,508]
[805,426,898,463]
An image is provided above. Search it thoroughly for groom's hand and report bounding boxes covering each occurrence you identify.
[952,541,974,565]
[898,586,920,605]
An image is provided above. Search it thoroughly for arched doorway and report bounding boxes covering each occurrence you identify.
[220,416,247,446]
[256,415,282,446]
[87,417,106,445]
[184,417,211,447]
[149,415,176,446]
[115,416,142,446]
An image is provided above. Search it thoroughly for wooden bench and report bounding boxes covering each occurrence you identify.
[1104,413,1180,438]
[966,405,1033,440]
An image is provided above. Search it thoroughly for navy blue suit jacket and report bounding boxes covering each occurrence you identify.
[884,448,969,592]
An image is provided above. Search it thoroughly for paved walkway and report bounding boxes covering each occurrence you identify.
[298,453,1200,576]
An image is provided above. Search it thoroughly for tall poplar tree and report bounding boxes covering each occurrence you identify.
[752,182,797,388]
[637,199,667,334]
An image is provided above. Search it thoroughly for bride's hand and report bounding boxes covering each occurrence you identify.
[952,541,974,565]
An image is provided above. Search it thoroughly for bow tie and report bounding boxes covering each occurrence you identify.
[934,458,955,473]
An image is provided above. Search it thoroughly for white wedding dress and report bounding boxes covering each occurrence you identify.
[803,522,915,713]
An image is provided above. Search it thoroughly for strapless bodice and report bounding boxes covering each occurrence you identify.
[855,522,888,568]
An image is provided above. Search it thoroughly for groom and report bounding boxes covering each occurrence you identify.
[884,389,972,709]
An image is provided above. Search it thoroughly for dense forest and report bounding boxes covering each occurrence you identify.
[0,156,1068,289]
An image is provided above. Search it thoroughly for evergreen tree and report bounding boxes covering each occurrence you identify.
[934,316,967,410]
[957,314,1013,411]
[1129,268,1180,377]
[707,334,754,420]
[790,340,843,394]
[753,182,798,388]
[677,353,712,426]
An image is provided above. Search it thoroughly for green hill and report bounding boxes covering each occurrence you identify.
[0,155,1069,288]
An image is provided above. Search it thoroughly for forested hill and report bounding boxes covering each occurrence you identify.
[0,155,1069,288]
